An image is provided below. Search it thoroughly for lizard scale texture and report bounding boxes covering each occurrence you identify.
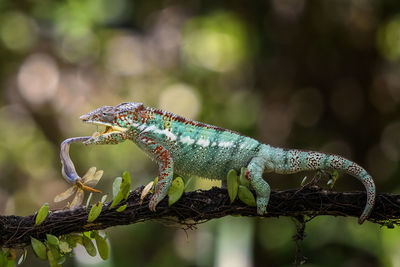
[78,102,376,224]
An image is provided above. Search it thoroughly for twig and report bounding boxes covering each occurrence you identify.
[1,186,400,248]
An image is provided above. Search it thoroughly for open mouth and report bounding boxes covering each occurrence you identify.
[82,120,127,138]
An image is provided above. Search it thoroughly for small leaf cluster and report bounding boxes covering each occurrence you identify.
[31,231,109,266]
[27,170,189,266]
[27,171,125,266]
[31,234,71,267]
[86,171,133,223]
[139,176,185,207]
[87,195,108,223]
[110,171,131,210]
[227,168,256,207]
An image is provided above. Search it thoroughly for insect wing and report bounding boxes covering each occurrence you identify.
[84,170,104,187]
[70,189,84,207]
[54,186,78,202]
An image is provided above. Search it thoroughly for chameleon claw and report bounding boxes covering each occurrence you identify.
[76,180,102,193]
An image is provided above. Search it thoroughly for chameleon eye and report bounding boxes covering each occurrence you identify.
[102,112,114,122]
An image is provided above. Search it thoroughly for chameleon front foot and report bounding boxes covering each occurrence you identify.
[149,196,158,212]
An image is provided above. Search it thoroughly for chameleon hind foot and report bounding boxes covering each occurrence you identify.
[256,196,269,215]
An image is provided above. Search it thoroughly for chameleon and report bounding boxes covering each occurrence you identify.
[75,102,376,224]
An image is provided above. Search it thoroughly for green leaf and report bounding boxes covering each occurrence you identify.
[0,250,15,267]
[5,249,15,261]
[110,190,124,209]
[301,176,308,186]
[328,170,339,189]
[0,250,14,267]
[168,177,184,206]
[46,234,59,246]
[47,245,62,267]
[31,237,47,260]
[17,248,27,265]
[0,252,6,267]
[121,171,131,200]
[112,177,122,198]
[384,220,395,229]
[227,169,238,203]
[151,177,159,193]
[5,259,14,267]
[110,172,131,208]
[101,194,108,204]
[81,235,97,257]
[238,185,256,207]
[85,193,93,209]
[88,230,96,239]
[35,203,49,226]
[65,234,82,247]
[116,204,127,212]
[47,249,61,267]
[239,167,250,187]
[87,202,103,223]
[183,177,193,191]
[58,240,72,253]
[57,256,66,265]
[94,233,110,260]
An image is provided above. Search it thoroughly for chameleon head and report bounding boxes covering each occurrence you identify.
[80,102,144,145]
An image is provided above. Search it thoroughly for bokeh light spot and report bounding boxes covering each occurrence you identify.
[380,121,400,162]
[58,32,100,63]
[106,34,145,76]
[289,88,324,127]
[222,91,258,129]
[182,12,248,72]
[0,11,37,53]
[377,16,400,61]
[330,82,364,123]
[320,140,353,159]
[51,0,127,37]
[260,103,292,145]
[159,83,200,119]
[272,0,305,20]
[17,53,59,105]
[366,144,397,181]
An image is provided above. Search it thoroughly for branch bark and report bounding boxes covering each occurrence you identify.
[1,186,400,248]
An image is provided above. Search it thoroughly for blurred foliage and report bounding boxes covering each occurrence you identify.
[0,0,399,266]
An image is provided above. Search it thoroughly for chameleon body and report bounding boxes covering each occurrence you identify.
[78,102,376,224]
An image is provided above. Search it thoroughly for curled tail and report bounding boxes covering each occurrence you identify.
[267,147,376,224]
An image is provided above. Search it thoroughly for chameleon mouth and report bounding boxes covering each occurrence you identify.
[82,120,127,138]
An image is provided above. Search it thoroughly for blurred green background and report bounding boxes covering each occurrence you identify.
[0,0,400,266]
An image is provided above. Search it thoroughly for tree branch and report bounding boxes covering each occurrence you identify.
[1,186,400,248]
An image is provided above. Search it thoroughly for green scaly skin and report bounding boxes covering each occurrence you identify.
[78,102,376,224]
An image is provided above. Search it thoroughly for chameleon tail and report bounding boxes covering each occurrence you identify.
[270,148,376,224]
